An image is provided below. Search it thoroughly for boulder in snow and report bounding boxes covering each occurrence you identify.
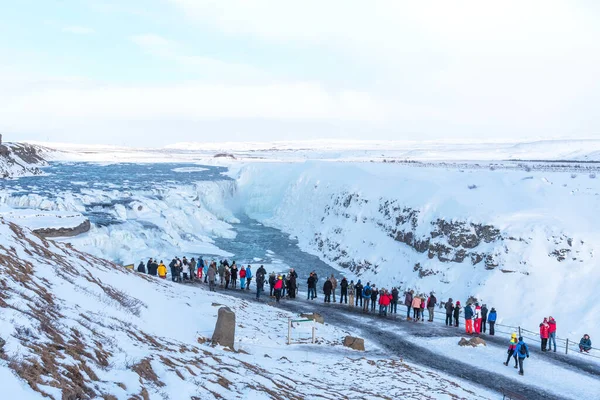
[458,337,487,347]
[212,307,236,349]
[301,313,324,324]
[343,336,365,351]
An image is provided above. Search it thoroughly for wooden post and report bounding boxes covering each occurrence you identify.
[566,338,569,354]
[287,318,291,345]
[312,321,316,344]
[518,326,521,337]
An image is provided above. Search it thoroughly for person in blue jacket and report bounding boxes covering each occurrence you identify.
[515,337,530,376]
[487,307,497,336]
[362,283,372,312]
[245,265,253,290]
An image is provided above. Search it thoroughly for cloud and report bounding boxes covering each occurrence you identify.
[62,26,95,35]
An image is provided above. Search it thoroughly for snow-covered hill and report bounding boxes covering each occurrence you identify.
[0,218,491,400]
[0,142,49,178]
[234,161,600,340]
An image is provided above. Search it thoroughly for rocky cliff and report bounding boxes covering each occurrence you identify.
[0,142,50,178]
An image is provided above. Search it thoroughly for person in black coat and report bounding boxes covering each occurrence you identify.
[481,305,489,333]
[445,298,454,326]
[137,261,146,274]
[307,273,316,300]
[370,285,378,311]
[255,265,267,300]
[340,278,349,304]
[289,273,297,299]
[169,259,177,282]
[453,301,461,327]
[391,288,399,314]
[231,263,238,288]
[354,281,364,307]
[150,259,159,276]
[323,279,333,303]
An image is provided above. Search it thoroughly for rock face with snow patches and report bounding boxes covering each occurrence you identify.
[0,142,48,178]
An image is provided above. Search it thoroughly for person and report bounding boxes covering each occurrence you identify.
[405,290,414,320]
[150,259,159,276]
[445,298,454,326]
[481,304,488,333]
[548,316,557,352]
[411,294,422,321]
[391,287,399,314]
[218,262,225,287]
[182,257,189,280]
[157,261,167,279]
[274,276,284,302]
[379,290,391,316]
[349,280,355,306]
[487,307,497,336]
[427,292,437,322]
[198,258,204,280]
[203,260,209,283]
[504,333,518,368]
[146,258,153,275]
[230,262,238,289]
[515,337,530,376]
[464,303,474,334]
[420,294,426,321]
[256,265,266,299]
[281,274,288,298]
[474,303,482,334]
[579,334,592,353]
[169,258,178,282]
[323,279,333,303]
[539,318,550,351]
[307,273,317,300]
[246,265,253,290]
[362,283,372,312]
[207,263,217,292]
[288,270,297,299]
[269,272,276,297]
[137,261,146,274]
[224,266,231,289]
[370,285,378,312]
[239,266,247,290]
[156,260,167,279]
[453,301,461,327]
[340,277,348,304]
[189,258,197,281]
[355,280,363,307]
[330,275,338,302]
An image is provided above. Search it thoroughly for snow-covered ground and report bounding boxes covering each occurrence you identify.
[0,218,494,399]
[0,207,87,231]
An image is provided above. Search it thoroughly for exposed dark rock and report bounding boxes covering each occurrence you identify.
[300,313,324,324]
[34,220,91,238]
[343,336,365,351]
[212,307,236,349]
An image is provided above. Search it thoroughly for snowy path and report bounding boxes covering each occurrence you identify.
[189,282,598,400]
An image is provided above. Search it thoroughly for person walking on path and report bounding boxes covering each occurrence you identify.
[340,277,348,304]
[246,265,253,290]
[349,280,355,307]
[256,265,266,299]
[274,276,284,302]
[323,279,333,303]
[515,337,530,376]
[355,280,364,307]
[481,304,488,333]
[362,283,372,312]
[427,292,437,322]
[504,333,519,368]
[548,317,557,352]
[445,298,454,326]
[464,303,474,334]
[539,318,550,351]
[579,334,592,353]
[487,307,497,336]
[411,295,422,321]
[391,288,399,314]
[405,290,414,321]
[453,301,461,327]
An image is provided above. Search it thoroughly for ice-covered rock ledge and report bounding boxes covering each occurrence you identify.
[0,141,50,179]
[0,209,90,238]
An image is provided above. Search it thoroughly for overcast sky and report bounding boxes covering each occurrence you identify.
[1,0,599,146]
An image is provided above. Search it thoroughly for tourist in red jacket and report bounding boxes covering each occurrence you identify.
[547,317,557,352]
[539,318,550,351]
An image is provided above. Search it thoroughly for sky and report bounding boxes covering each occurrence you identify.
[1,0,599,147]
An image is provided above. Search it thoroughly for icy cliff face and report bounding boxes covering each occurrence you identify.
[234,161,600,338]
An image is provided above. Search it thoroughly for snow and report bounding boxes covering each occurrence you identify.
[171,167,209,173]
[415,336,596,400]
[0,208,87,230]
[233,161,600,341]
[0,218,494,400]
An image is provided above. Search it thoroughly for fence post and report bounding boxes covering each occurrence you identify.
[312,321,316,344]
[518,326,521,337]
[287,318,291,345]
[566,338,569,355]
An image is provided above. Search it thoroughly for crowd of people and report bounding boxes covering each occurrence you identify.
[136,257,594,367]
